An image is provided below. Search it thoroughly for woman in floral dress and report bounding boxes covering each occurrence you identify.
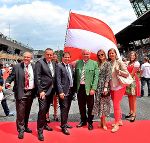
[92,49,112,130]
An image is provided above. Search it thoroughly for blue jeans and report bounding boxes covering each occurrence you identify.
[1,98,10,116]
[141,77,150,96]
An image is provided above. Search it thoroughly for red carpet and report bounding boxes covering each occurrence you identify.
[0,121,150,143]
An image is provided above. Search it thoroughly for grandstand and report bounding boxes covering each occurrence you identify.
[115,1,150,61]
[0,32,33,64]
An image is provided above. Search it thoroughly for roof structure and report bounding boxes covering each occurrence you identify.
[115,10,150,44]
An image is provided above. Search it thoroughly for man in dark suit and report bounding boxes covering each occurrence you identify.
[56,52,74,135]
[35,48,57,141]
[5,52,36,139]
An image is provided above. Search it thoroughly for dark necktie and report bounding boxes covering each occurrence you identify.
[25,65,29,89]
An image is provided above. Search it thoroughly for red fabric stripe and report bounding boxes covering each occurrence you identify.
[68,12,117,45]
[64,47,97,62]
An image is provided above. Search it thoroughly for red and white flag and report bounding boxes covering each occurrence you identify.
[64,12,120,61]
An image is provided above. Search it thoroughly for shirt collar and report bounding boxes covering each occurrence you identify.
[24,63,31,67]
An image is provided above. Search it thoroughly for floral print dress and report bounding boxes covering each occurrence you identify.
[92,61,112,117]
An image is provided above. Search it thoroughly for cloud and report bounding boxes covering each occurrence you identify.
[76,0,137,33]
[0,0,137,50]
[0,1,69,50]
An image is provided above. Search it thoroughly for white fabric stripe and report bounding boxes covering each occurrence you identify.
[65,29,120,58]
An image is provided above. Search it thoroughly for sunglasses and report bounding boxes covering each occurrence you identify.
[98,54,104,56]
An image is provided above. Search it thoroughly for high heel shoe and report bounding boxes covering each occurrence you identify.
[112,121,123,127]
[53,115,58,121]
[99,119,107,131]
[103,125,108,131]
[46,118,50,123]
[111,124,119,133]
[130,115,136,122]
[125,113,133,119]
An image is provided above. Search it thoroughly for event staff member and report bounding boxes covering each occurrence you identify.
[6,52,36,139]
[141,57,150,97]
[35,48,57,141]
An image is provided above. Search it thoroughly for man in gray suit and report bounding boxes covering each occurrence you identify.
[35,48,57,141]
[6,52,36,139]
[56,52,74,135]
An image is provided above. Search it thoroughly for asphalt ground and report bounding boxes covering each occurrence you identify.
[0,85,149,122]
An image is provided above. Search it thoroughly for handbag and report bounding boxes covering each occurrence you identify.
[117,73,133,86]
[117,60,134,86]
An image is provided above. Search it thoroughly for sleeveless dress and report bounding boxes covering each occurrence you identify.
[92,62,112,116]
[126,61,141,96]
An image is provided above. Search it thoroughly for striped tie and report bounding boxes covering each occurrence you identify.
[80,63,86,83]
[25,65,29,89]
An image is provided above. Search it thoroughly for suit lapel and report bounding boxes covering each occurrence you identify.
[20,62,25,81]
[62,62,71,79]
[43,58,52,77]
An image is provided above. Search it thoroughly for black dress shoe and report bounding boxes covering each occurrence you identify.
[66,124,73,129]
[88,124,93,130]
[44,125,53,131]
[76,122,87,128]
[18,131,24,139]
[62,128,70,135]
[25,127,32,133]
[38,132,44,141]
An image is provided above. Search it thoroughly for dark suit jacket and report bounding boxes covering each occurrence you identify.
[6,62,36,100]
[56,62,74,95]
[35,58,57,96]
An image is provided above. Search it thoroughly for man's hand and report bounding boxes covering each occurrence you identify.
[59,93,65,100]
[90,89,95,95]
[5,83,11,89]
[40,91,46,99]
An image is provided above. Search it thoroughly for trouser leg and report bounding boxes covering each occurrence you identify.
[77,85,87,123]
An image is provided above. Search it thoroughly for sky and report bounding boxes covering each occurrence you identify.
[0,0,137,50]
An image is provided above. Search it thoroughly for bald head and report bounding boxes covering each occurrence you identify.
[82,49,91,62]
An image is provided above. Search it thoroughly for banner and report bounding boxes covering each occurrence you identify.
[64,12,120,61]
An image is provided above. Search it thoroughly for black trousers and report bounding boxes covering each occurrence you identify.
[77,85,94,124]
[141,77,150,96]
[16,90,34,132]
[37,89,55,132]
[59,88,73,128]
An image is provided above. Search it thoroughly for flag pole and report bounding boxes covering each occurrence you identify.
[64,9,71,50]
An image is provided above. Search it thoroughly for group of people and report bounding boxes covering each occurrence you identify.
[2,47,149,141]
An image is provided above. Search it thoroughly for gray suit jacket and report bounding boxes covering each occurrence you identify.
[6,62,36,100]
[56,62,74,95]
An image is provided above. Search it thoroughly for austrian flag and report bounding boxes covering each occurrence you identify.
[64,12,120,61]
